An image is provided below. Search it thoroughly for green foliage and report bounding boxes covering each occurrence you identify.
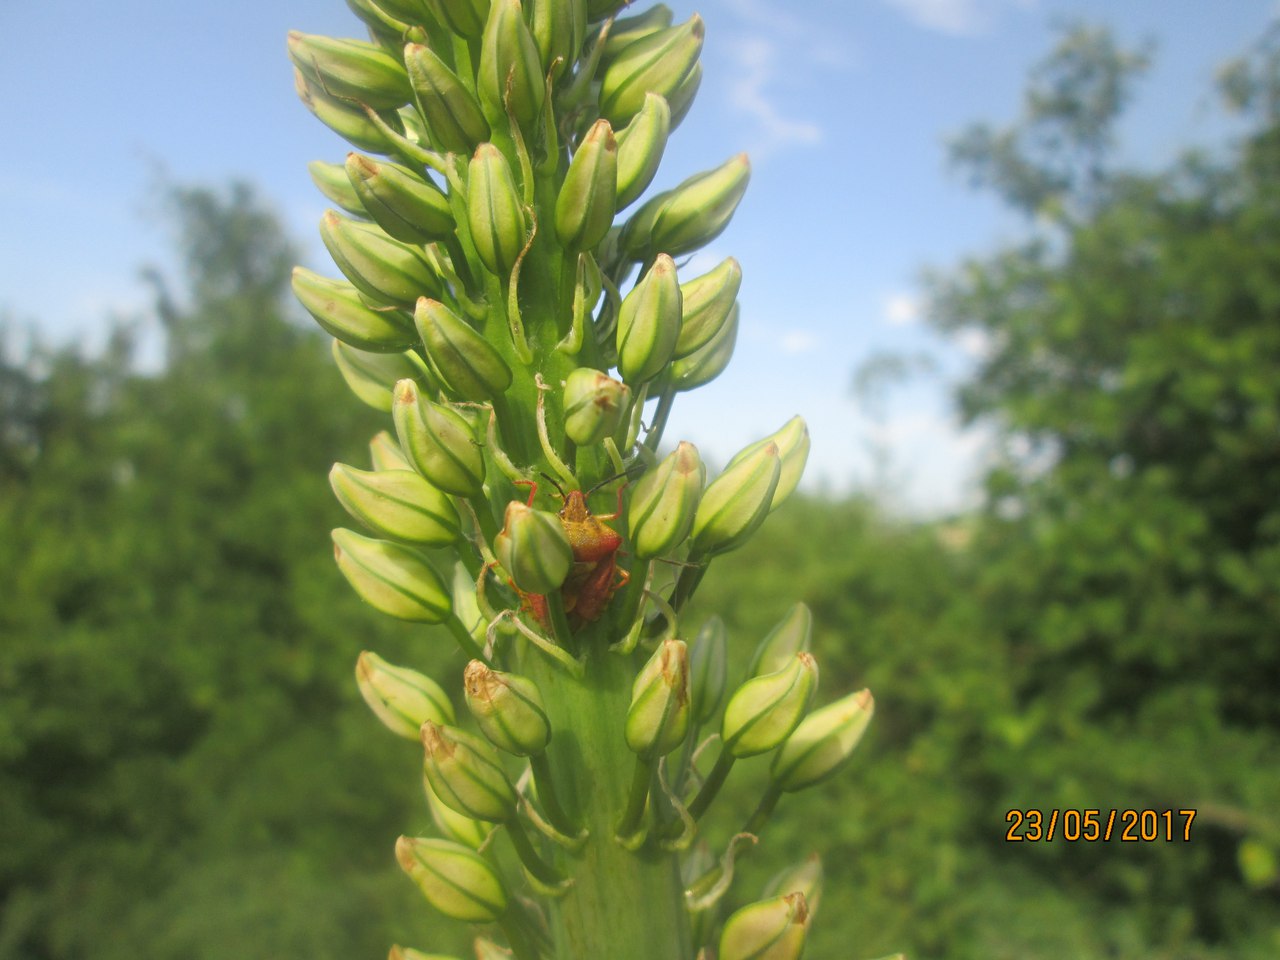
[0,183,470,959]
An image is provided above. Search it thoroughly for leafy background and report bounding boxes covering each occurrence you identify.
[2,19,1278,960]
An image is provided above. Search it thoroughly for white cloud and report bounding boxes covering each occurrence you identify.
[779,330,817,354]
[883,292,921,327]
[724,35,824,156]
[881,0,1035,37]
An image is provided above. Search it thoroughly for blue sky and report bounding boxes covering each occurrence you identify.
[1,0,1273,515]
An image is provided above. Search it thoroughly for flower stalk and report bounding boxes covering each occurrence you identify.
[288,1,882,956]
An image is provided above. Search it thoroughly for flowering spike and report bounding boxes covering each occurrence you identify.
[727,415,811,511]
[614,92,671,210]
[292,267,417,352]
[718,892,810,960]
[464,660,552,756]
[770,688,875,792]
[749,602,813,677]
[721,653,818,758]
[414,298,514,401]
[467,144,527,278]
[689,440,780,558]
[330,462,462,546]
[562,367,630,446]
[356,650,455,739]
[627,440,703,559]
[478,0,545,129]
[346,153,455,244]
[404,43,491,154]
[555,119,618,251]
[599,15,703,128]
[395,835,508,922]
[421,721,519,823]
[493,500,573,595]
[616,253,682,385]
[391,379,486,497]
[625,638,690,759]
[332,528,452,622]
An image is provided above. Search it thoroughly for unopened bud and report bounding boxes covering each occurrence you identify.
[599,15,704,128]
[309,160,366,216]
[467,144,527,277]
[331,340,429,413]
[414,298,513,401]
[346,154,455,244]
[422,722,518,822]
[370,429,411,471]
[689,440,780,557]
[332,528,452,622]
[425,779,491,848]
[478,0,545,129]
[392,380,486,497]
[748,602,812,677]
[718,892,810,960]
[666,60,702,128]
[625,638,690,759]
[405,43,491,155]
[527,0,587,75]
[423,0,490,38]
[320,210,443,307]
[770,688,874,792]
[726,415,810,511]
[614,92,671,210]
[616,253,681,385]
[296,68,404,153]
[722,653,817,758]
[287,31,412,111]
[762,854,824,920]
[388,946,460,960]
[621,153,749,260]
[599,5,674,63]
[493,500,573,595]
[676,257,741,358]
[627,440,703,559]
[555,119,618,251]
[330,463,461,546]
[395,835,507,922]
[292,267,417,352]
[670,302,737,392]
[586,0,627,20]
[563,368,630,446]
[356,650,455,739]
[464,660,551,756]
[688,615,728,725]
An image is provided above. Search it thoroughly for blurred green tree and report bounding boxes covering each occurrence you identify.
[923,22,1280,959]
[0,184,468,959]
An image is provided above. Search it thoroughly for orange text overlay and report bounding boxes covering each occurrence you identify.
[1005,809,1197,842]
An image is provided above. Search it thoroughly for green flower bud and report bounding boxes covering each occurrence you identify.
[467,144,527,277]
[464,660,552,756]
[689,440,780,557]
[599,15,704,128]
[624,638,690,759]
[309,160,367,217]
[346,0,412,35]
[414,298,513,401]
[722,653,818,758]
[287,31,412,111]
[392,379,486,497]
[295,68,404,154]
[478,0,545,129]
[718,892,810,960]
[332,528,452,622]
[770,688,875,792]
[627,440,703,559]
[723,415,810,511]
[493,500,573,595]
[671,302,737,392]
[320,210,443,307]
[346,154,455,245]
[586,0,626,20]
[688,614,728,725]
[389,946,461,960]
[616,253,682,385]
[666,60,702,128]
[599,5,674,64]
[621,153,750,260]
[676,257,741,357]
[556,119,618,251]
[370,429,412,471]
[614,92,671,210]
[748,602,812,677]
[355,650,455,739]
[404,43,491,155]
[292,267,417,351]
[762,854,824,920]
[526,0,587,75]
[395,835,508,922]
[563,368,630,446]
[330,462,462,546]
[331,339,430,413]
[423,0,490,39]
[421,721,518,823]
[425,778,491,848]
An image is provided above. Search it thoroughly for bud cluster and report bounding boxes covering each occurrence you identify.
[290,2,885,958]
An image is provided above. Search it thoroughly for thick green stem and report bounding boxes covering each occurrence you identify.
[523,645,695,960]
[686,747,736,822]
